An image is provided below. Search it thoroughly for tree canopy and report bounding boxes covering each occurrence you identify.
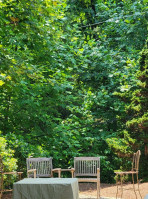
[0,0,147,182]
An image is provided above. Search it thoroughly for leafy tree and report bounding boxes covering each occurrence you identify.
[126,42,148,180]
[107,41,148,180]
[126,41,148,155]
[0,0,147,183]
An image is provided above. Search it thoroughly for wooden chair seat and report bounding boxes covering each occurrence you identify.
[78,178,98,182]
[115,171,138,175]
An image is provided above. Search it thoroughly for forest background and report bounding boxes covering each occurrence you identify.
[0,0,148,183]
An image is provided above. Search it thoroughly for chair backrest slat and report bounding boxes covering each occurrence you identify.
[74,157,100,177]
[0,155,4,173]
[26,157,53,177]
[132,150,141,172]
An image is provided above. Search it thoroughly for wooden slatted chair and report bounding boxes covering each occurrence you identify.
[26,157,61,178]
[0,155,23,199]
[115,150,142,199]
[71,157,100,199]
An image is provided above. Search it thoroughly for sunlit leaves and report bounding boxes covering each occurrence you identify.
[0,80,5,86]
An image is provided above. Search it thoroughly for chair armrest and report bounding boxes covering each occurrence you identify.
[60,168,75,178]
[52,168,61,178]
[2,171,23,180]
[17,172,23,174]
[52,168,61,172]
[27,169,36,178]
[3,171,17,175]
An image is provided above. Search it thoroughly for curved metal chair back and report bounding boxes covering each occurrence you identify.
[0,156,4,173]
[132,150,141,172]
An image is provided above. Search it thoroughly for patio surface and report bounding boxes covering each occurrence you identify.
[2,182,148,199]
[79,182,148,199]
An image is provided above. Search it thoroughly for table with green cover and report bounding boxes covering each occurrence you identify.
[13,178,79,199]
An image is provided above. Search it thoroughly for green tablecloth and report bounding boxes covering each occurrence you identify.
[13,178,79,199]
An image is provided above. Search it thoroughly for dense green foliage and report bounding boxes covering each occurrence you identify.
[0,134,18,187]
[0,134,17,171]
[0,0,147,182]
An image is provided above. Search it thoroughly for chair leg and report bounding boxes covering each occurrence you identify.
[132,173,138,199]
[0,175,3,199]
[97,180,100,199]
[0,188,2,199]
[116,174,119,199]
[136,173,142,199]
[97,183,99,199]
[0,191,2,199]
[120,174,123,199]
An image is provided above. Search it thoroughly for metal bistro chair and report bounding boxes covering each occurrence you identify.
[71,157,100,199]
[26,157,61,178]
[0,156,23,199]
[115,150,142,199]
